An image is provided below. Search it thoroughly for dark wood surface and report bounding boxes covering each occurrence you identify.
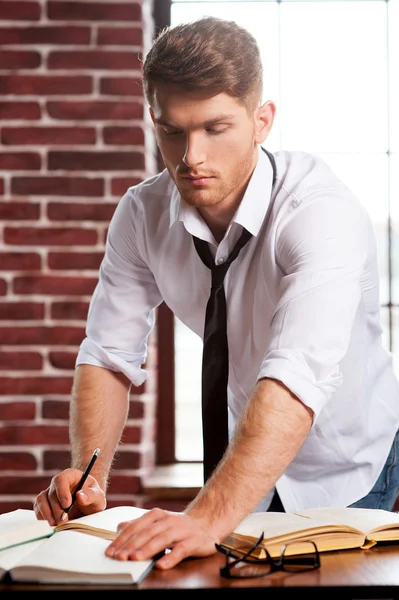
[3,543,399,596]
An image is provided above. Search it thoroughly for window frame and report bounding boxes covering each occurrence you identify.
[153,0,397,466]
[153,0,177,465]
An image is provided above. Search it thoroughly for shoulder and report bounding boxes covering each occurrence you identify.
[274,150,345,195]
[110,169,175,229]
[273,150,367,220]
[122,169,175,208]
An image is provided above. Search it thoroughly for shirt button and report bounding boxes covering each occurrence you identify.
[217,257,225,264]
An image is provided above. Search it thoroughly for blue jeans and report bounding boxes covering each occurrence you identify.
[349,429,399,511]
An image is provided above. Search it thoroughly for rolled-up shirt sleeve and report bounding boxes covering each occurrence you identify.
[258,188,370,419]
[76,189,163,387]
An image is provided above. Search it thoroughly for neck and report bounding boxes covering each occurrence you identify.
[198,206,236,243]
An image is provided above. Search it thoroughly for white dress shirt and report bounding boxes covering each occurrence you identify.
[76,147,399,513]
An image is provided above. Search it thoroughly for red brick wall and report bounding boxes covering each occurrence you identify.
[0,0,159,512]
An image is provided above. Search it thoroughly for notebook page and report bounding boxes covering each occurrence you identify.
[295,507,399,534]
[11,529,153,584]
[59,505,149,534]
[233,511,333,539]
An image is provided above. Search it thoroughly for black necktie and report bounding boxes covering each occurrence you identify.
[192,148,277,483]
[193,229,252,482]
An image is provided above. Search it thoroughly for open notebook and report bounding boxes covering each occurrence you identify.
[0,506,154,584]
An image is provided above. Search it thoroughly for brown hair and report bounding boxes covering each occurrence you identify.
[142,16,263,110]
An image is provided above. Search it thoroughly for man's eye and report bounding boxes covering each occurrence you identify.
[206,128,226,135]
[163,129,182,136]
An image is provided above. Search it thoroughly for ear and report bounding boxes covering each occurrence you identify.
[254,101,276,144]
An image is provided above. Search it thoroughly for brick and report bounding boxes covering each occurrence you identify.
[0,351,42,370]
[0,325,85,345]
[120,425,142,444]
[112,451,141,470]
[47,202,116,221]
[0,75,92,96]
[0,402,36,420]
[2,126,96,146]
[0,501,34,512]
[107,474,140,495]
[100,77,142,96]
[128,398,145,419]
[0,26,90,45]
[0,1,40,20]
[48,252,104,270]
[97,27,142,46]
[48,151,144,171]
[0,253,41,271]
[47,2,141,22]
[103,126,144,146]
[0,379,73,397]
[0,102,40,120]
[0,475,63,495]
[51,300,90,320]
[11,176,104,197]
[48,50,140,71]
[0,279,7,295]
[0,452,37,470]
[43,449,70,470]
[111,177,142,196]
[0,202,40,220]
[4,227,97,246]
[0,50,41,69]
[48,351,77,370]
[0,179,3,194]
[13,276,98,296]
[47,101,142,121]
[0,153,41,171]
[42,400,70,420]
[0,301,44,320]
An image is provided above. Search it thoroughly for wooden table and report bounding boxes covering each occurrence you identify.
[2,544,399,596]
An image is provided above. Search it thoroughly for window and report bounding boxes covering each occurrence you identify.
[154,0,399,463]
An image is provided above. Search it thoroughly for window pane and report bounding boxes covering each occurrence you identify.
[389,0,399,152]
[170,0,394,462]
[280,1,388,152]
[174,317,203,461]
[380,306,391,357]
[391,154,399,304]
[391,307,399,375]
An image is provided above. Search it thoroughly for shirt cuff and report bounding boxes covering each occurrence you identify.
[76,338,148,388]
[258,350,343,421]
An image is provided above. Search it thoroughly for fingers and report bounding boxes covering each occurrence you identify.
[33,470,106,526]
[105,509,216,569]
[34,469,79,525]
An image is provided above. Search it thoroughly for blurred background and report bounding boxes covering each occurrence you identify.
[0,0,397,513]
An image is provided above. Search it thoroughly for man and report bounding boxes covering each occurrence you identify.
[34,16,399,570]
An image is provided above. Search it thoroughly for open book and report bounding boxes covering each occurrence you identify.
[0,505,154,584]
[223,507,399,558]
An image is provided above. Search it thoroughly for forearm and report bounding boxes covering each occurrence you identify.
[186,377,313,540]
[70,363,131,492]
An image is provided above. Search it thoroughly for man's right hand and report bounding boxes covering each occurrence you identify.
[33,468,107,526]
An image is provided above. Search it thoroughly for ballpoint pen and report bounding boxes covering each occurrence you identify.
[62,447,101,520]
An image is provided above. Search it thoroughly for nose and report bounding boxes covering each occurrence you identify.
[182,133,206,167]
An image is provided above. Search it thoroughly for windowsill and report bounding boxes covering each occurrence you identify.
[143,463,203,500]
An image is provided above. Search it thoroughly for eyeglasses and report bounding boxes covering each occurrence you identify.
[215,531,321,579]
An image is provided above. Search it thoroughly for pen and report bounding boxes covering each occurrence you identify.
[62,447,100,519]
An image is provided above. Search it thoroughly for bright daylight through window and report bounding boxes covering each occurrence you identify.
[171,0,399,461]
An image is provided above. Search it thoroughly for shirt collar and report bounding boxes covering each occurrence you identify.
[169,146,275,240]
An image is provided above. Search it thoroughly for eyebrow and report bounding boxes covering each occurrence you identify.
[153,114,236,128]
